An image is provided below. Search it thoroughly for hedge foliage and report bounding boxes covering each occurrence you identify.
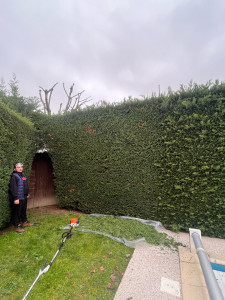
[1,81,224,237]
[32,81,225,238]
[155,83,225,236]
[0,101,37,228]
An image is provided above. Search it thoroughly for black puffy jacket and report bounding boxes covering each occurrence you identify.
[9,171,29,201]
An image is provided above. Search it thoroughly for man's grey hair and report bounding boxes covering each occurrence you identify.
[14,163,23,168]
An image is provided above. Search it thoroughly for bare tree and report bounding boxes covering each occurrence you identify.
[39,83,58,115]
[59,83,91,114]
[39,82,91,115]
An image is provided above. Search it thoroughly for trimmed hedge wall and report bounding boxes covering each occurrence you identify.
[0,101,37,228]
[156,89,225,236]
[32,100,163,219]
[32,82,225,238]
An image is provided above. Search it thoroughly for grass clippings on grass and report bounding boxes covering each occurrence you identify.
[0,210,181,299]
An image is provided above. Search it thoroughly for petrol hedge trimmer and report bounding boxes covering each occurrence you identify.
[22,218,79,300]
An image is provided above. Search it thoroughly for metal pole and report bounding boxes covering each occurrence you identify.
[192,232,224,300]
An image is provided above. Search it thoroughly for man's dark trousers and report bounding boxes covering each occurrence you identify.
[11,198,28,227]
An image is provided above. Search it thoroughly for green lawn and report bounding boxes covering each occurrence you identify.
[0,210,180,299]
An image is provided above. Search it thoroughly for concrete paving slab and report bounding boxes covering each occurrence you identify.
[160,277,181,297]
[178,246,199,264]
[181,283,209,300]
[114,245,181,300]
[114,230,225,300]
[209,252,225,266]
[178,246,209,300]
[179,261,206,287]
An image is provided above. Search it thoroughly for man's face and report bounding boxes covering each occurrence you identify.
[15,165,23,172]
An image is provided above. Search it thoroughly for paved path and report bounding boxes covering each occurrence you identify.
[115,245,181,300]
[114,230,225,300]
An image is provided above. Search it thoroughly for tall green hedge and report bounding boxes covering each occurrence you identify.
[2,82,224,237]
[32,82,225,238]
[0,101,37,228]
[155,87,225,236]
[32,100,163,218]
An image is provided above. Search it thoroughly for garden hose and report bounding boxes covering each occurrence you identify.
[22,218,79,300]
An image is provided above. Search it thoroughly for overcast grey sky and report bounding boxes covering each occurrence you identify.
[1,0,225,113]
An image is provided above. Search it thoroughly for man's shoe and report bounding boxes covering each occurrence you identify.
[23,221,34,227]
[15,227,25,233]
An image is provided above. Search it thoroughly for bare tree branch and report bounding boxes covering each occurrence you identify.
[39,81,91,115]
[63,83,69,98]
[58,103,63,114]
[49,82,58,107]
[39,89,47,114]
[39,83,58,115]
[63,84,91,113]
[79,96,92,105]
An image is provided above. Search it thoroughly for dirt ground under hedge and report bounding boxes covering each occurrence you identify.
[28,204,86,215]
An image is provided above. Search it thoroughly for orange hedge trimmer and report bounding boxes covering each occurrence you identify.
[22,218,79,300]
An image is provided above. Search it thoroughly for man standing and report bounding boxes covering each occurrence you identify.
[9,163,33,233]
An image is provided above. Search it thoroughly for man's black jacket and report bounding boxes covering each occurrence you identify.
[9,171,29,201]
